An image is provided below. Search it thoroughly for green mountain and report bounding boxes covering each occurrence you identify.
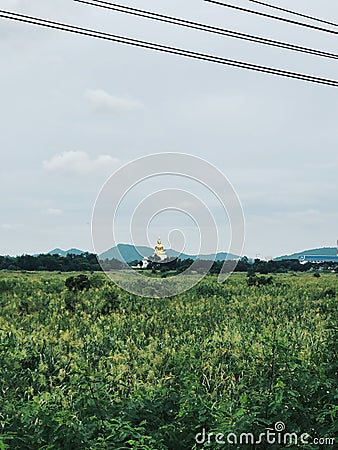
[100,244,154,262]
[99,244,239,263]
[274,247,336,261]
[48,248,85,257]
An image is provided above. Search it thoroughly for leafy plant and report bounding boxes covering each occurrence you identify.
[65,274,91,292]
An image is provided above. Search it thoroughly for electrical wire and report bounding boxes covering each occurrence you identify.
[247,0,338,29]
[204,0,338,36]
[73,0,338,61]
[1,9,338,87]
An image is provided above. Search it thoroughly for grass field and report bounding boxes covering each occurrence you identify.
[0,271,337,449]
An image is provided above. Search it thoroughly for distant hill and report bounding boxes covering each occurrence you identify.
[274,247,336,261]
[197,251,239,261]
[100,244,154,262]
[47,248,85,257]
[41,246,337,263]
[99,243,239,263]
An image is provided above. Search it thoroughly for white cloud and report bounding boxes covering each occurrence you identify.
[85,89,143,113]
[46,208,63,216]
[1,224,13,230]
[43,151,119,175]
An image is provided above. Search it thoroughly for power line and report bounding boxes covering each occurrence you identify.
[204,0,338,36]
[1,9,338,87]
[73,0,338,61]
[247,0,338,29]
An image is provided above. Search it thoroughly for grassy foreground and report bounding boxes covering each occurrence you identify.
[0,271,337,449]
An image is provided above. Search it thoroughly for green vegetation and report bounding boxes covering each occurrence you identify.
[0,253,102,272]
[0,271,337,449]
[2,252,338,274]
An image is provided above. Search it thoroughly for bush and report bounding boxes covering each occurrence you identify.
[247,273,273,287]
[65,274,90,292]
[100,288,120,315]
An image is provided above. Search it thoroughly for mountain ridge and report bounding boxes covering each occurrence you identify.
[274,247,336,261]
[44,245,337,263]
[99,243,239,263]
[46,248,86,257]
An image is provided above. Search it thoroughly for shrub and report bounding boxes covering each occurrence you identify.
[247,273,273,287]
[65,274,90,292]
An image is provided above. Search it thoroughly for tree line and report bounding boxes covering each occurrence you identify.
[0,253,102,272]
[1,253,336,273]
[175,257,314,274]
[131,257,337,274]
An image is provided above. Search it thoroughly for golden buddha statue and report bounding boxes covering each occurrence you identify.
[154,237,166,260]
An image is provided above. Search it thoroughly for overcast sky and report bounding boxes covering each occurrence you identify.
[1,0,338,257]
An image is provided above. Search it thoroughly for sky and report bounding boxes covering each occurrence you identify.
[1,0,338,258]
